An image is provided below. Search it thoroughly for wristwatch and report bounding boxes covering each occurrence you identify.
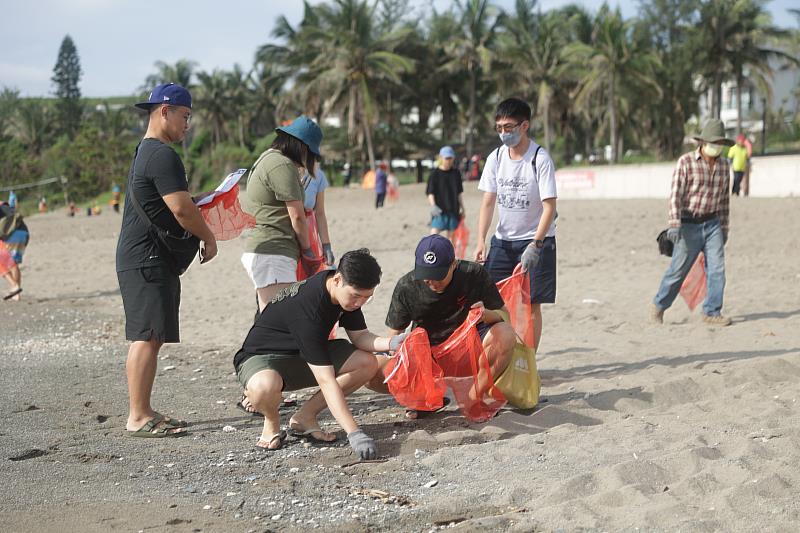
[533,239,545,249]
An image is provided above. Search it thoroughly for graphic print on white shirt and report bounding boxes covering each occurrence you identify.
[478,140,558,241]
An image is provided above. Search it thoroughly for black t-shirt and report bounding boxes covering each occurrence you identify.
[234,270,368,369]
[385,260,505,345]
[115,139,189,272]
[425,168,463,215]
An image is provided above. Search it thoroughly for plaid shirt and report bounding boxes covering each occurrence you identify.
[669,148,730,234]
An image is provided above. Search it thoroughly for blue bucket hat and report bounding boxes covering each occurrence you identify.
[276,116,323,156]
[135,83,192,110]
[439,146,456,159]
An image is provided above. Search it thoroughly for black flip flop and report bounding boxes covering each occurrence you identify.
[236,393,261,416]
[3,288,22,301]
[254,430,287,451]
[405,397,451,419]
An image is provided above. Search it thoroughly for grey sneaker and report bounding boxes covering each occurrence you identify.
[702,314,732,326]
[649,304,664,324]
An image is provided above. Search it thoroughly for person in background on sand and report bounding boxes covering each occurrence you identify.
[0,201,29,301]
[474,97,558,352]
[369,235,515,419]
[234,249,405,457]
[111,183,122,213]
[38,196,47,213]
[728,134,749,197]
[302,158,336,266]
[241,116,325,315]
[427,145,464,242]
[116,83,218,438]
[8,190,17,211]
[650,119,733,327]
[375,161,388,209]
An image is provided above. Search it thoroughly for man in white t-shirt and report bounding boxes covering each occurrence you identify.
[474,98,558,351]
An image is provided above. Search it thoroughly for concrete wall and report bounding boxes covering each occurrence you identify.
[555,154,800,199]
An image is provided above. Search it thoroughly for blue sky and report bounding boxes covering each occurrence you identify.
[1,0,797,98]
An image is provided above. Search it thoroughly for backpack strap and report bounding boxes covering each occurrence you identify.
[530,145,541,183]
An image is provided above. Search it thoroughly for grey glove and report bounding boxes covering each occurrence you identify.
[430,204,443,217]
[389,332,408,351]
[520,243,542,273]
[347,429,377,460]
[666,227,680,243]
[322,243,335,265]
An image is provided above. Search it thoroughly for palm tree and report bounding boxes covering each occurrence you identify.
[195,70,230,147]
[13,99,51,154]
[443,0,501,160]
[500,0,574,151]
[260,0,414,170]
[142,59,197,91]
[563,4,661,163]
[696,0,796,123]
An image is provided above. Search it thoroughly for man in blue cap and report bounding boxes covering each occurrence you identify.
[426,146,464,241]
[117,83,218,437]
[370,234,516,418]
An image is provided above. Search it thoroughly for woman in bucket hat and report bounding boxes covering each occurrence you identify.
[240,116,325,314]
[650,119,734,327]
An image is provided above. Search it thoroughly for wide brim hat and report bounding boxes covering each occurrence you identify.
[276,115,323,156]
[692,119,734,146]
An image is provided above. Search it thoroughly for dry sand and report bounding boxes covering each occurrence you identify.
[1,182,800,532]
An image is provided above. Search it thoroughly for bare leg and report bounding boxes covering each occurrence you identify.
[290,350,378,440]
[532,303,542,351]
[245,369,285,449]
[365,354,392,394]
[483,321,516,378]
[125,338,184,434]
[5,265,21,300]
[256,282,292,312]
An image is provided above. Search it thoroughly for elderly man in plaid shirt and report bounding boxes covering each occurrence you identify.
[651,119,733,326]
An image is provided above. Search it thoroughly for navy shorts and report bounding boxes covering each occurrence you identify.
[485,236,557,304]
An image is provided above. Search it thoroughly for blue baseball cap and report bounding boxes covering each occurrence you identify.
[413,234,456,281]
[439,146,456,159]
[135,83,192,110]
[276,115,323,156]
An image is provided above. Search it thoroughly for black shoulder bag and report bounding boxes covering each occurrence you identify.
[127,145,200,276]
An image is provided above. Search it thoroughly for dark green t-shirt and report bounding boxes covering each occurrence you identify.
[115,139,189,272]
[385,260,505,345]
[242,149,304,258]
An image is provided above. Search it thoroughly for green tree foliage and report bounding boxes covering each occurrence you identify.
[51,35,83,138]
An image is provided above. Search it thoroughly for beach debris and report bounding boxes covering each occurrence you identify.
[9,449,48,461]
[222,425,237,433]
[424,480,438,488]
[163,365,176,371]
[202,505,211,510]
[271,514,282,520]
[582,298,602,305]
[182,485,197,493]
[351,488,411,506]
[289,467,300,473]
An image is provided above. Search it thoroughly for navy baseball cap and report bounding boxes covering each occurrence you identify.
[413,234,456,281]
[276,115,323,156]
[135,83,192,110]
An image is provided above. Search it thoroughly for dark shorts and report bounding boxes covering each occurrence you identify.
[117,266,181,343]
[485,236,557,304]
[236,339,357,391]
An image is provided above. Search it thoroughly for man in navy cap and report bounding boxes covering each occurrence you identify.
[370,234,516,418]
[116,83,218,437]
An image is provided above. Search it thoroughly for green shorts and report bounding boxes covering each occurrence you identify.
[237,339,358,391]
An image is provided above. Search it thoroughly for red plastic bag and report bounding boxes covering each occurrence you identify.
[383,327,446,411]
[296,209,327,281]
[432,309,507,422]
[496,264,534,347]
[452,218,469,259]
[198,184,255,241]
[0,241,15,277]
[680,254,707,311]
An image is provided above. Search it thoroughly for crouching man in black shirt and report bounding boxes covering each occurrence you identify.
[368,235,516,418]
[233,249,405,458]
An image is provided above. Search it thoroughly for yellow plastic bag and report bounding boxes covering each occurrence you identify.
[494,339,540,409]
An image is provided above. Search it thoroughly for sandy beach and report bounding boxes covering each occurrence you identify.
[2,182,800,532]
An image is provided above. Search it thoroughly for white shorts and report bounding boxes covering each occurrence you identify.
[241,253,297,289]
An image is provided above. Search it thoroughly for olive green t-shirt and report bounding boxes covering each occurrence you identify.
[242,149,304,258]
